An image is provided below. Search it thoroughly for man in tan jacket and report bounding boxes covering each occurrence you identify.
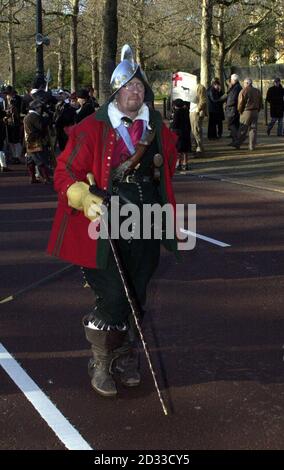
[233,77,262,150]
[189,83,207,155]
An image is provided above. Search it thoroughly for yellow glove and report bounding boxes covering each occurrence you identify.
[67,181,103,221]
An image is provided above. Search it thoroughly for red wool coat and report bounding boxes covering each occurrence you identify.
[47,105,178,268]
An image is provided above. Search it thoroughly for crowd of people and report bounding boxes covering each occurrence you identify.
[0,83,99,179]
[1,75,283,179]
[170,75,284,172]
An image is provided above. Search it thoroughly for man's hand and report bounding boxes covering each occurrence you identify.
[67,181,103,221]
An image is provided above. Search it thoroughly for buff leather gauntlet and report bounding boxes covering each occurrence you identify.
[67,181,103,221]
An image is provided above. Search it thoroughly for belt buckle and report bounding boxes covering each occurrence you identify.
[125,174,133,183]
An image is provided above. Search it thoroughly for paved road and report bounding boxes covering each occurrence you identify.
[0,126,284,452]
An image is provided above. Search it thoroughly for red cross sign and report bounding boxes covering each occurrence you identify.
[172,72,183,87]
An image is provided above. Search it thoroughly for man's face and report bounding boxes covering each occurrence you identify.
[78,97,86,106]
[275,80,280,87]
[116,78,145,115]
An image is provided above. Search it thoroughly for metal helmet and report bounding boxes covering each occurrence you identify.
[109,44,154,102]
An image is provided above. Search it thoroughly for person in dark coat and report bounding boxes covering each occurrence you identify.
[4,85,22,115]
[224,74,242,145]
[23,99,51,183]
[88,86,100,111]
[0,107,10,171]
[53,91,76,151]
[207,78,224,139]
[266,78,284,136]
[4,89,22,163]
[21,87,33,115]
[75,88,95,123]
[170,98,191,171]
[0,107,6,150]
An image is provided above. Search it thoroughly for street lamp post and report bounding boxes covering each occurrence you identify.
[35,0,44,86]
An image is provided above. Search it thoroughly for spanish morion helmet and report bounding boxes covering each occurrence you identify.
[109,44,154,102]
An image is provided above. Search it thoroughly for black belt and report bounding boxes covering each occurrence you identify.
[121,174,153,184]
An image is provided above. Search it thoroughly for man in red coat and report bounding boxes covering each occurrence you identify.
[47,44,178,398]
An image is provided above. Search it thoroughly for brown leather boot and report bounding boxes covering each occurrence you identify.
[113,339,141,387]
[83,318,126,397]
[113,321,141,387]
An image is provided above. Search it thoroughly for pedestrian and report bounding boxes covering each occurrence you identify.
[88,86,100,111]
[3,87,22,163]
[53,90,76,151]
[0,106,9,172]
[189,80,207,155]
[75,88,95,123]
[224,74,242,146]
[266,78,284,136]
[47,44,178,398]
[170,98,191,171]
[21,86,33,116]
[23,99,51,183]
[70,92,79,110]
[207,78,224,140]
[233,77,262,151]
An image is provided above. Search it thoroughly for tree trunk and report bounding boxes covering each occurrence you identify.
[91,51,100,98]
[7,3,16,87]
[57,36,65,89]
[70,0,79,92]
[99,0,118,103]
[214,5,225,89]
[200,0,213,88]
[91,29,100,97]
[134,1,145,68]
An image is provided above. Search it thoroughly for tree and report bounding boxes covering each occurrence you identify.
[200,0,213,87]
[69,0,79,91]
[211,0,281,88]
[7,0,16,87]
[99,0,118,102]
[0,0,25,87]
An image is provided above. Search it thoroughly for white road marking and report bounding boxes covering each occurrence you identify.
[0,343,93,450]
[180,229,231,247]
[196,173,284,195]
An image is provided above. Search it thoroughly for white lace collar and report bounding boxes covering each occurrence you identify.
[108,100,149,129]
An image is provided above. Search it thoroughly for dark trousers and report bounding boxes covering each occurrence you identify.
[227,114,240,143]
[267,116,283,136]
[56,128,68,151]
[82,237,160,327]
[208,113,223,139]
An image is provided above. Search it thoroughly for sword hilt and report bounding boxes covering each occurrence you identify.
[86,172,110,204]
